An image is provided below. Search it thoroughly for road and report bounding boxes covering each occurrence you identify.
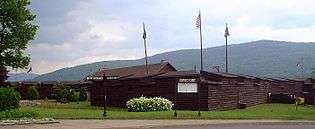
[2,120,315,129]
[155,122,315,129]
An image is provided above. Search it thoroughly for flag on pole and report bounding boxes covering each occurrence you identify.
[142,23,146,39]
[27,67,32,73]
[212,65,220,72]
[196,12,201,29]
[224,23,230,38]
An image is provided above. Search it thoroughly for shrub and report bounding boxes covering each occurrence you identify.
[126,96,173,112]
[0,109,38,120]
[68,89,79,102]
[54,83,81,103]
[27,86,40,100]
[78,88,87,101]
[0,87,21,111]
[54,83,70,103]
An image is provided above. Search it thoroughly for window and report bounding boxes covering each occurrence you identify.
[177,82,198,93]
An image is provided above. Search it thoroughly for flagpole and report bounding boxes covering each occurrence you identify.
[199,12,203,72]
[225,23,229,73]
[197,11,202,117]
[225,33,228,73]
[142,23,149,75]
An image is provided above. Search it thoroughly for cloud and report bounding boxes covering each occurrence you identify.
[23,0,315,74]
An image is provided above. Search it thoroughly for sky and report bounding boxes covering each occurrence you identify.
[22,0,315,74]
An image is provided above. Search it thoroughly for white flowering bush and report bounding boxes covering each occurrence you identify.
[126,96,173,112]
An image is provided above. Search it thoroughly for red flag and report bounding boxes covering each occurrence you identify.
[224,23,230,38]
[196,12,201,29]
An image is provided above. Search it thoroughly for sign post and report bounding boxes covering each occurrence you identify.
[103,95,107,117]
[198,78,201,117]
[102,73,107,117]
[174,80,178,117]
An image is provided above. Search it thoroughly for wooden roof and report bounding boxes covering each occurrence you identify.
[201,71,240,78]
[92,62,177,79]
[156,70,200,78]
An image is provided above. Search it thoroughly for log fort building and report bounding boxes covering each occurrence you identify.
[87,62,311,110]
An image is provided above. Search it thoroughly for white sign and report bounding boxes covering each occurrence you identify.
[106,76,119,80]
[178,79,197,83]
[86,76,103,80]
[177,82,198,93]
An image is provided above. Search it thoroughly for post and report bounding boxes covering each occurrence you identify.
[142,23,149,75]
[102,73,107,117]
[174,80,178,117]
[225,36,228,73]
[103,95,107,117]
[197,78,201,117]
[199,14,203,71]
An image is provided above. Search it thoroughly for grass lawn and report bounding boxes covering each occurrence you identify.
[20,102,315,120]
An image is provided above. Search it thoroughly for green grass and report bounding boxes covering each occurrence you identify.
[20,102,315,120]
[0,109,38,120]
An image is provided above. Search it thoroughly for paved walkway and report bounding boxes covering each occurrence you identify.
[2,120,315,129]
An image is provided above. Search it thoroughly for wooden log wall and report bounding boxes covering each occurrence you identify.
[206,78,269,111]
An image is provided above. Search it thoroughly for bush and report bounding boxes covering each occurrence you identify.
[126,96,173,112]
[68,89,79,102]
[78,88,87,101]
[27,86,40,100]
[0,87,21,111]
[54,83,70,103]
[0,109,38,120]
[54,83,80,103]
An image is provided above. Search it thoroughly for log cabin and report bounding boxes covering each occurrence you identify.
[267,78,304,103]
[303,78,315,105]
[88,62,272,111]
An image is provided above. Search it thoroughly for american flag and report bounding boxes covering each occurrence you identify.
[196,12,201,29]
[224,23,230,38]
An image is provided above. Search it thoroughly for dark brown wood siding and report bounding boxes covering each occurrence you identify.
[206,77,269,111]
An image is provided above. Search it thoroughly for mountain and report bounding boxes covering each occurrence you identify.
[8,73,39,82]
[32,40,315,81]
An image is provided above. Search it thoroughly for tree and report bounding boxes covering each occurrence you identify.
[0,0,38,85]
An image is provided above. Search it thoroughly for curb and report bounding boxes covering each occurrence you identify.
[0,121,59,126]
[104,121,315,129]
